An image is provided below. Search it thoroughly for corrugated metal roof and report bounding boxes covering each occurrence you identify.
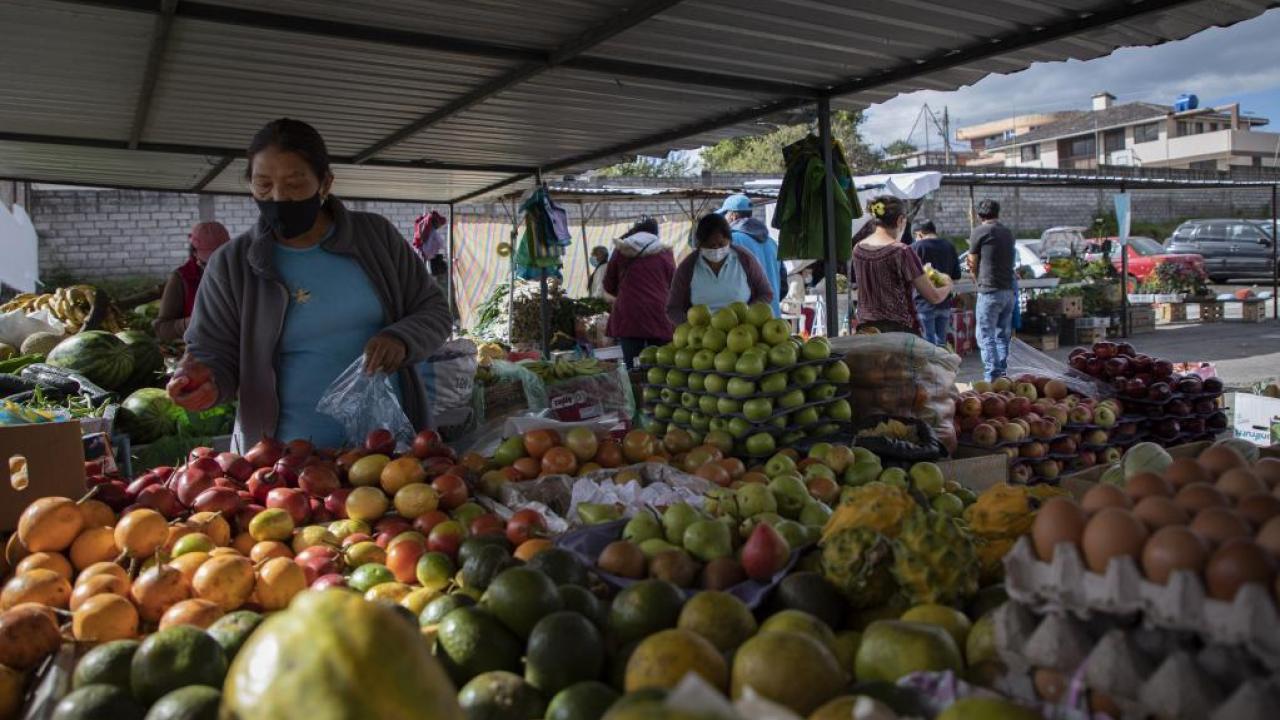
[0,0,1274,202]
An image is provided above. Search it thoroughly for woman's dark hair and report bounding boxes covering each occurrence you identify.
[694,213,732,247]
[865,195,906,231]
[245,118,332,180]
[622,217,659,238]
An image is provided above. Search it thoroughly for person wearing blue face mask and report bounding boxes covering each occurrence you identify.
[169,118,452,450]
[666,213,774,326]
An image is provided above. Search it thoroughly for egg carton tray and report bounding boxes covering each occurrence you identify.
[636,352,844,380]
[1002,535,1280,670]
[992,600,1279,720]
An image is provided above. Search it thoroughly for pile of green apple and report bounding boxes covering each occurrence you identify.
[637,301,853,455]
[838,446,978,516]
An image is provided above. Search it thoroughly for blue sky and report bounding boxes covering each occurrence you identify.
[860,7,1280,150]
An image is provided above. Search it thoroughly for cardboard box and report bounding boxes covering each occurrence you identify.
[1016,333,1059,351]
[1231,392,1280,447]
[1030,296,1083,319]
[0,421,87,532]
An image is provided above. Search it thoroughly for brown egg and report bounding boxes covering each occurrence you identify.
[1125,472,1173,503]
[1134,496,1190,531]
[1190,507,1252,548]
[1141,526,1209,585]
[1033,667,1068,702]
[1082,507,1149,574]
[1199,445,1245,479]
[1237,494,1280,528]
[1216,468,1267,501]
[1256,516,1280,559]
[1205,538,1276,601]
[1164,457,1211,489]
[1174,483,1229,514]
[1082,484,1131,515]
[1253,457,1280,488]
[1032,497,1087,562]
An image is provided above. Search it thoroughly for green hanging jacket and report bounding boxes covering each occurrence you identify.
[774,135,859,264]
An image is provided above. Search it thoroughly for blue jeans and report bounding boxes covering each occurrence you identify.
[916,306,951,347]
[976,289,1016,381]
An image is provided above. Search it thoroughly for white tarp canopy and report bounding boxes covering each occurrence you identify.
[0,203,38,293]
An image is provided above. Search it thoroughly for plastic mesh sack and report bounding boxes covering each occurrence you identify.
[843,332,960,448]
[315,358,415,449]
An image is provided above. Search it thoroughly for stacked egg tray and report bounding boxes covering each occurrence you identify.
[1002,535,1280,670]
[638,354,851,457]
[993,600,1278,720]
[1114,389,1227,449]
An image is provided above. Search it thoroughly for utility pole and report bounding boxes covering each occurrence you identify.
[943,107,952,165]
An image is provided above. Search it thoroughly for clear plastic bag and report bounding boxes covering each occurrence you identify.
[315,358,415,449]
[1006,338,1112,398]
[843,332,960,447]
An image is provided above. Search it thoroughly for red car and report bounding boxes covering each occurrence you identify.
[1083,236,1205,289]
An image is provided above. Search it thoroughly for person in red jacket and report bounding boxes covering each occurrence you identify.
[604,218,675,369]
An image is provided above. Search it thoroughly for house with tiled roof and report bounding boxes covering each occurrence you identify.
[959,92,1277,171]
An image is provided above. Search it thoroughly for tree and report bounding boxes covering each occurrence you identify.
[880,140,918,171]
[701,110,883,173]
[595,154,695,178]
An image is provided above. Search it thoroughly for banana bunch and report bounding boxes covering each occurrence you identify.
[521,357,605,382]
[1,285,124,333]
[856,418,919,442]
[923,263,950,289]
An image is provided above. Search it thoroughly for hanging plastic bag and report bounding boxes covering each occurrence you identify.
[315,358,415,449]
[418,339,478,428]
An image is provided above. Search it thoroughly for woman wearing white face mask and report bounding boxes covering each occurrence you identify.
[851,195,951,334]
[666,213,774,326]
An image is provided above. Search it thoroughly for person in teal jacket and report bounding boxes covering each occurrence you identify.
[717,194,783,317]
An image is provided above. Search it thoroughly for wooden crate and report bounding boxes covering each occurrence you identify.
[1030,296,1084,319]
[1127,305,1156,334]
[1156,302,1187,323]
[1017,332,1059,351]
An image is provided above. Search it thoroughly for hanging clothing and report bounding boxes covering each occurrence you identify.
[729,217,783,317]
[772,134,860,265]
[515,187,572,272]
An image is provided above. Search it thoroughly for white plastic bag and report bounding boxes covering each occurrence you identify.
[418,339,478,428]
[315,358,415,449]
[0,309,65,348]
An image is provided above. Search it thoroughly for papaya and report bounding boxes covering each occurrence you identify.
[222,589,464,720]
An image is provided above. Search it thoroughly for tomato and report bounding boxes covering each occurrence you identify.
[594,440,624,469]
[429,475,468,511]
[512,457,541,481]
[695,464,732,487]
[540,447,578,477]
[522,430,560,460]
[622,431,655,464]
[506,509,547,546]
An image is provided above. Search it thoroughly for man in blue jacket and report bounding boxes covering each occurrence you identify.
[717,194,783,317]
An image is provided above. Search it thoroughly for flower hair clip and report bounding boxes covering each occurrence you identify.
[868,200,887,217]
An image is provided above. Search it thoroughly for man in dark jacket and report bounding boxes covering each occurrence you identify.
[718,194,784,316]
[910,219,961,347]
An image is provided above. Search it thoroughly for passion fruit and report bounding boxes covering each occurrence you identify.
[192,554,255,612]
[0,602,62,669]
[69,526,119,570]
[114,509,168,559]
[15,552,73,582]
[254,557,307,611]
[70,574,131,612]
[131,563,191,623]
[159,598,224,630]
[72,593,139,642]
[186,511,232,547]
[1,569,72,610]
[18,497,84,552]
[75,561,128,587]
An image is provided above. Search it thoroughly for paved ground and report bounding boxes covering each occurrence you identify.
[957,317,1280,388]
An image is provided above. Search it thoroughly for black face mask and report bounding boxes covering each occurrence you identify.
[257,193,322,239]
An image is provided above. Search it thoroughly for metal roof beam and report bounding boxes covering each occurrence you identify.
[191,155,233,192]
[350,0,689,164]
[127,0,177,149]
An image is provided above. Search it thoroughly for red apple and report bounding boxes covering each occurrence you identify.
[1103,357,1130,378]
[1020,442,1047,459]
[1049,437,1077,455]
[957,415,981,433]
[1011,463,1033,483]
[506,509,547,546]
[245,437,285,468]
[267,487,310,525]
[175,468,217,508]
[137,485,183,518]
[1092,341,1118,360]
[1005,397,1031,418]
[193,486,242,515]
[957,396,982,418]
[981,396,1007,419]
[1152,359,1174,378]
[971,423,998,447]
[126,474,161,498]
[1116,342,1136,358]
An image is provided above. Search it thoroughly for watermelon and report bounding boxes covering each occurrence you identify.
[119,388,178,444]
[116,330,165,389]
[45,330,134,389]
[20,331,63,357]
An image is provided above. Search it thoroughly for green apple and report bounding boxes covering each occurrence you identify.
[810,423,840,438]
[699,395,719,415]
[689,326,707,350]
[736,483,778,517]
[802,337,831,361]
[804,463,836,483]
[799,499,832,528]
[687,372,706,393]
[660,388,678,404]
[716,397,743,415]
[773,519,809,549]
[768,342,798,369]
[641,387,660,404]
[646,367,666,385]
[672,324,691,349]
[672,408,692,426]
[746,302,774,327]
[709,418,727,433]
[665,369,688,388]
[781,430,806,446]
[690,412,710,432]
[734,352,765,377]
[768,475,809,518]
[714,350,738,374]
[764,453,797,477]
[638,346,659,366]
[807,383,837,402]
[687,305,712,327]
[727,378,756,398]
[711,308,740,333]
[701,328,727,353]
[726,326,755,354]
[761,318,792,346]
[688,430,705,447]
[655,344,677,366]
[909,462,946,497]
[681,392,698,409]
[826,399,852,421]
[770,415,788,429]
[852,447,878,466]
[728,418,752,439]
[704,374,727,394]
[779,389,806,409]
[808,443,833,462]
[843,461,882,487]
[643,417,665,435]
[623,511,663,543]
[705,430,733,454]
[728,301,750,324]
[790,365,819,386]
[691,349,716,371]
[745,432,776,457]
[743,398,774,422]
[683,519,733,562]
[825,360,851,383]
[654,403,673,420]
[760,372,788,394]
[878,467,908,488]
[791,407,820,427]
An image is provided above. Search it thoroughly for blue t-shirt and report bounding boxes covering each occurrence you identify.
[273,239,395,447]
[690,252,751,313]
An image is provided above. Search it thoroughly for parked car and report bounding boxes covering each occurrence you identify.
[1082,236,1205,290]
[1038,227,1088,263]
[1165,219,1275,282]
[959,240,1048,279]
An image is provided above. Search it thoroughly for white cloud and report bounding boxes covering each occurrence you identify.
[861,8,1280,149]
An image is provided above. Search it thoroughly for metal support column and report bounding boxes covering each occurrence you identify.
[446,202,456,323]
[817,98,840,337]
[1119,187,1129,338]
[1272,184,1278,321]
[534,169,552,359]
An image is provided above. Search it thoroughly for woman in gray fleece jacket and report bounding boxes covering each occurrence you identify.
[169,119,452,450]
